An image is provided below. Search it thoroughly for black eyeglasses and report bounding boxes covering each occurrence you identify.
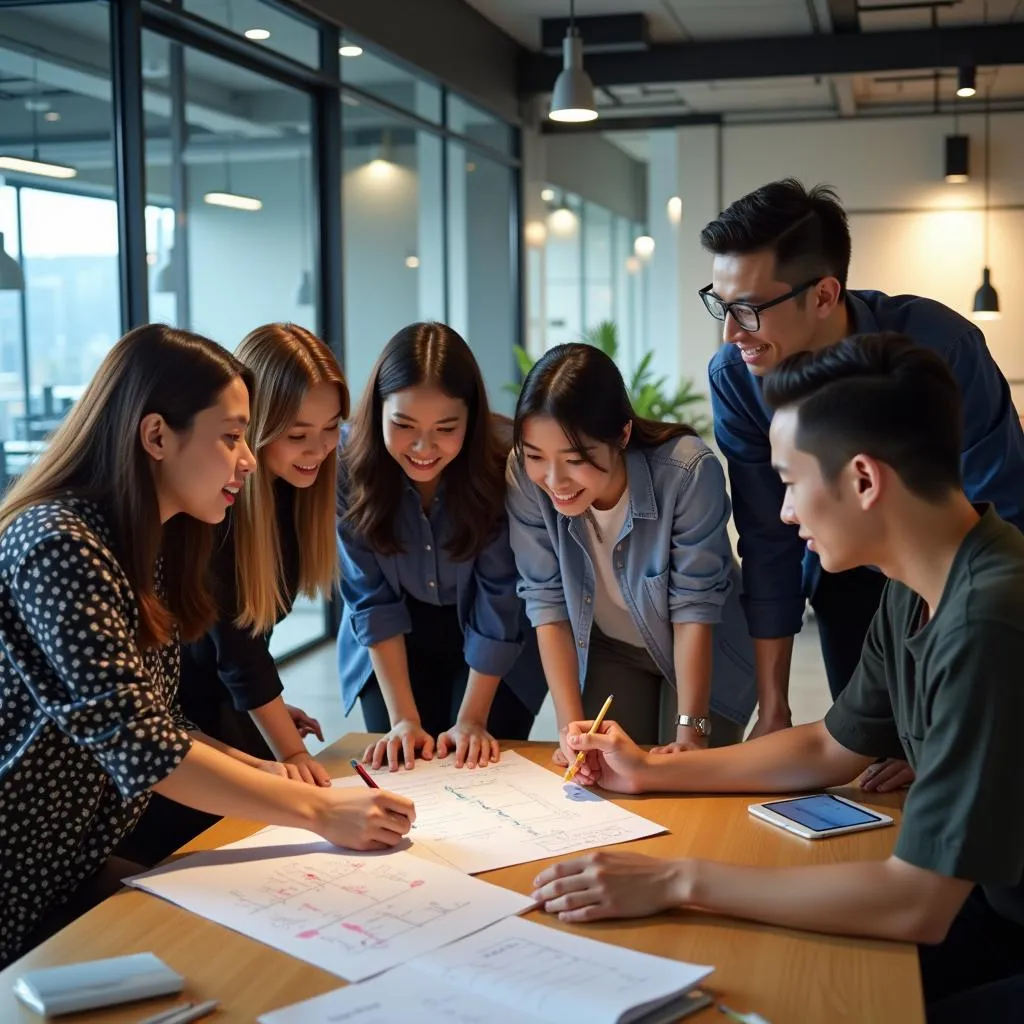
[698,278,823,333]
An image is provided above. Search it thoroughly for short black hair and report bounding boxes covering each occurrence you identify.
[700,178,852,292]
[763,332,963,502]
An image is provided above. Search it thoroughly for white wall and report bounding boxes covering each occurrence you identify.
[650,112,1024,410]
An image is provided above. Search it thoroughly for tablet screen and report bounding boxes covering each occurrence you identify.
[761,795,883,831]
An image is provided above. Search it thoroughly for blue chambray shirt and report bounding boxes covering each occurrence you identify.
[335,430,547,717]
[709,290,1024,640]
[506,434,757,725]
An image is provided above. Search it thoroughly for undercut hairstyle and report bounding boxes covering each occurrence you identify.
[763,332,963,502]
[513,343,695,470]
[700,178,852,293]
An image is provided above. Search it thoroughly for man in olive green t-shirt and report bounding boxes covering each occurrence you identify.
[528,333,1024,1022]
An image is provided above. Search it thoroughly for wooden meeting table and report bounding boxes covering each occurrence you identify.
[0,735,922,1023]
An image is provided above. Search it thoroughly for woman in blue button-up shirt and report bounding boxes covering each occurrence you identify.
[337,322,546,771]
[507,344,756,777]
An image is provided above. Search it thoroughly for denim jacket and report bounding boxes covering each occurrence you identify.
[336,428,547,717]
[506,434,757,724]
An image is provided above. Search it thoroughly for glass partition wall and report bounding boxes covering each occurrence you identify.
[0,0,521,659]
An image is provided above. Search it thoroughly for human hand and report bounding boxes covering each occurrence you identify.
[532,851,687,922]
[314,788,416,850]
[285,703,324,742]
[282,750,332,786]
[436,719,500,768]
[363,719,435,771]
[859,758,915,793]
[563,720,650,794]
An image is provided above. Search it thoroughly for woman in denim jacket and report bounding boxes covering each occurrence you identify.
[507,344,756,777]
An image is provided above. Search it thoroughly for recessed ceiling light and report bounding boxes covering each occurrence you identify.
[339,45,363,57]
[203,191,263,212]
[244,28,271,41]
[541,188,555,202]
[44,111,60,123]
[0,155,77,179]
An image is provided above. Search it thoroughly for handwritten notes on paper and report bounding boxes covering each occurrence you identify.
[333,751,666,874]
[126,826,533,981]
[260,915,714,1024]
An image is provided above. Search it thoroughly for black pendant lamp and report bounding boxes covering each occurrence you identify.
[972,93,999,321]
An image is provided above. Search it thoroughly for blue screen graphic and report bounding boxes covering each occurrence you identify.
[763,795,881,831]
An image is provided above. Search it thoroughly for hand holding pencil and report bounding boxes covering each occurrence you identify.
[563,694,614,783]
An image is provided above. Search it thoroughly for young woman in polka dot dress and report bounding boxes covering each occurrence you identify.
[0,325,414,967]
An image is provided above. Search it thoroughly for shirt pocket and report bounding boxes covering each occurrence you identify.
[642,568,670,622]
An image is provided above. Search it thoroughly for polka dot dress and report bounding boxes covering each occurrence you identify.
[0,498,193,966]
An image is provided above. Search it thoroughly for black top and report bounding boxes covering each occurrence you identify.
[825,506,1024,927]
[0,498,192,966]
[179,482,300,718]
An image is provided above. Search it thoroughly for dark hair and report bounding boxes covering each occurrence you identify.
[0,324,254,648]
[700,178,852,292]
[513,343,695,469]
[343,321,505,560]
[762,332,962,501]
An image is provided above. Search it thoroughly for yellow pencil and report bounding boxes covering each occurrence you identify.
[563,694,614,783]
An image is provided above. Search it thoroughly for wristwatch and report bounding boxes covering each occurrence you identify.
[676,714,712,738]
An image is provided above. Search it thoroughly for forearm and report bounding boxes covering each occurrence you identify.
[250,696,308,760]
[368,635,419,725]
[675,858,940,944]
[189,730,264,769]
[153,740,323,826]
[537,622,584,726]
[457,670,501,724]
[673,622,713,719]
[753,635,794,712]
[639,721,873,793]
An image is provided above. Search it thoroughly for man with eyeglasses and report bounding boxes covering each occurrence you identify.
[702,178,1024,792]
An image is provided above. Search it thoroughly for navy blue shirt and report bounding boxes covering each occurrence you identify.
[709,290,1024,639]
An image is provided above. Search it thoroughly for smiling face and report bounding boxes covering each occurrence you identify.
[770,405,877,573]
[262,381,343,488]
[146,375,257,524]
[711,250,836,376]
[520,415,628,515]
[382,385,468,488]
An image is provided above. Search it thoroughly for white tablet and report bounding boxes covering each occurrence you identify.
[748,793,894,840]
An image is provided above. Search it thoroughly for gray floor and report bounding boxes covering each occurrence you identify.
[282,618,835,756]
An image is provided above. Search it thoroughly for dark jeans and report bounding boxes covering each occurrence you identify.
[921,888,1024,1023]
[809,565,889,699]
[358,598,535,747]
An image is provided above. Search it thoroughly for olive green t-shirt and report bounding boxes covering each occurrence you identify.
[825,506,1024,927]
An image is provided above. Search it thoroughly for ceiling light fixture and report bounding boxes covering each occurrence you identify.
[244,28,271,41]
[634,235,655,260]
[0,59,77,180]
[956,66,976,98]
[203,149,263,211]
[944,134,969,184]
[549,0,598,123]
[339,44,363,57]
[972,92,999,321]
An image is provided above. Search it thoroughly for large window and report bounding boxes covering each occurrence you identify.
[0,1,521,661]
[0,0,119,486]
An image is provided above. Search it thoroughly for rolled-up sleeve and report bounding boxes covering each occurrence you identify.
[505,455,569,627]
[463,516,525,677]
[710,366,806,638]
[668,450,734,625]
[7,533,192,800]
[336,483,410,647]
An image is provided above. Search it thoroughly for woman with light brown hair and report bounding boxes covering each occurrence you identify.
[122,321,357,863]
[0,324,413,967]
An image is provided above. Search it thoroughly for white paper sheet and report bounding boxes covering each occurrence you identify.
[126,826,533,981]
[260,916,714,1024]
[334,751,666,874]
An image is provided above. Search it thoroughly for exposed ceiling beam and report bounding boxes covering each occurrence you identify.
[520,22,1024,94]
[827,0,861,33]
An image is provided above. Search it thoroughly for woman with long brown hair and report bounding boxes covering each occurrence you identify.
[0,325,413,968]
[124,322,354,864]
[508,343,757,782]
[338,322,545,771]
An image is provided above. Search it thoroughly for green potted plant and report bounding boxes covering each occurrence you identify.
[507,320,711,437]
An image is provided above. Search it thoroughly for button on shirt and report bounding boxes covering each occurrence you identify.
[709,290,1024,639]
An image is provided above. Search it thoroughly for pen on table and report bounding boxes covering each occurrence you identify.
[138,999,219,1024]
[350,758,416,828]
[717,1005,747,1023]
[564,693,613,783]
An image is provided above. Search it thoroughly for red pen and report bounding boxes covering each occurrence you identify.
[350,758,379,788]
